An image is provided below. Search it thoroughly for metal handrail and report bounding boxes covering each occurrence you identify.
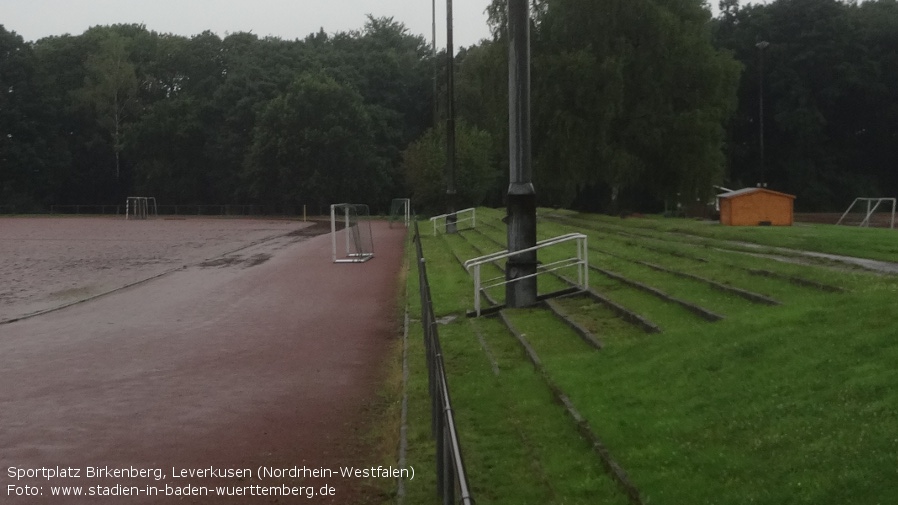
[464,233,589,316]
[463,233,586,270]
[478,257,584,291]
[413,220,475,505]
[430,208,477,236]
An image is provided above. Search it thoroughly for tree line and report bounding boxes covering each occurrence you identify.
[714,0,898,210]
[1,0,896,215]
[0,18,432,214]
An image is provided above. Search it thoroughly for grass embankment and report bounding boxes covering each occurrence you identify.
[399,221,627,504]
[398,208,898,504]
[562,210,898,263]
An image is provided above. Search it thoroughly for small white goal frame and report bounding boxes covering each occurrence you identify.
[330,203,375,263]
[836,197,896,229]
[389,198,411,228]
[125,196,157,220]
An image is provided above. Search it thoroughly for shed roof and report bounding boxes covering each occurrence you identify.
[717,187,796,200]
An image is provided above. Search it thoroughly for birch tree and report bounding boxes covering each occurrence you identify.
[74,31,137,180]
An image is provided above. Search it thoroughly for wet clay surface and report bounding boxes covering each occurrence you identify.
[0,218,406,504]
[0,217,313,322]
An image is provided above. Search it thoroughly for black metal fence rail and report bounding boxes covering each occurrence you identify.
[413,220,474,505]
[153,205,308,216]
[40,204,315,216]
[3,204,394,217]
[49,205,123,215]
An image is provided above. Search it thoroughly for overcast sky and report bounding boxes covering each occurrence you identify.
[1,1,758,50]
[1,0,495,49]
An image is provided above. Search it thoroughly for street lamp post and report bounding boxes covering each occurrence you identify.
[432,0,437,126]
[445,0,458,233]
[506,0,537,308]
[756,40,769,187]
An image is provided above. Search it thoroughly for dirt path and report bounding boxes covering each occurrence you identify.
[720,240,898,274]
[0,221,406,504]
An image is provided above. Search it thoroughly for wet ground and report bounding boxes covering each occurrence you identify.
[1,217,311,322]
[0,217,407,504]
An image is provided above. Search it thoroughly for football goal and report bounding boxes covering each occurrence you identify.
[125,196,157,220]
[389,198,411,228]
[330,203,375,263]
[836,197,896,229]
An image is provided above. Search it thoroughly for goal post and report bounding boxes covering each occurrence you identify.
[125,196,157,220]
[389,198,411,228]
[836,197,896,229]
[330,203,375,263]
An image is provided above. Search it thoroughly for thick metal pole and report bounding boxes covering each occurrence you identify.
[756,41,769,187]
[432,0,438,127]
[506,0,537,308]
[445,0,458,233]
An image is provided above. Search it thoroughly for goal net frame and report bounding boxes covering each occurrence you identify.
[125,196,157,220]
[389,198,411,228]
[330,203,375,263]
[836,197,896,229]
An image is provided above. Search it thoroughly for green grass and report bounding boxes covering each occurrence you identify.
[400,227,629,504]
[397,208,898,504]
[553,210,898,263]
[392,232,437,505]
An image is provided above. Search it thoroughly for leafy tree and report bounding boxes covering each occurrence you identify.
[538,0,739,209]
[0,25,44,209]
[72,29,138,181]
[244,71,384,211]
[0,18,449,211]
[477,0,740,211]
[402,122,500,213]
[850,0,898,199]
[127,95,208,202]
[327,17,435,202]
[204,32,297,203]
[713,0,898,210]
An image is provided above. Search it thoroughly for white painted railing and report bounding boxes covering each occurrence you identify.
[430,208,476,236]
[463,233,589,316]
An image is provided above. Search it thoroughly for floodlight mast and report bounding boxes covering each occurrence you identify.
[432,0,437,126]
[506,0,538,308]
[445,0,458,233]
[756,40,769,187]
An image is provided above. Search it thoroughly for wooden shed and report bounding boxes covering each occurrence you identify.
[718,187,796,226]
